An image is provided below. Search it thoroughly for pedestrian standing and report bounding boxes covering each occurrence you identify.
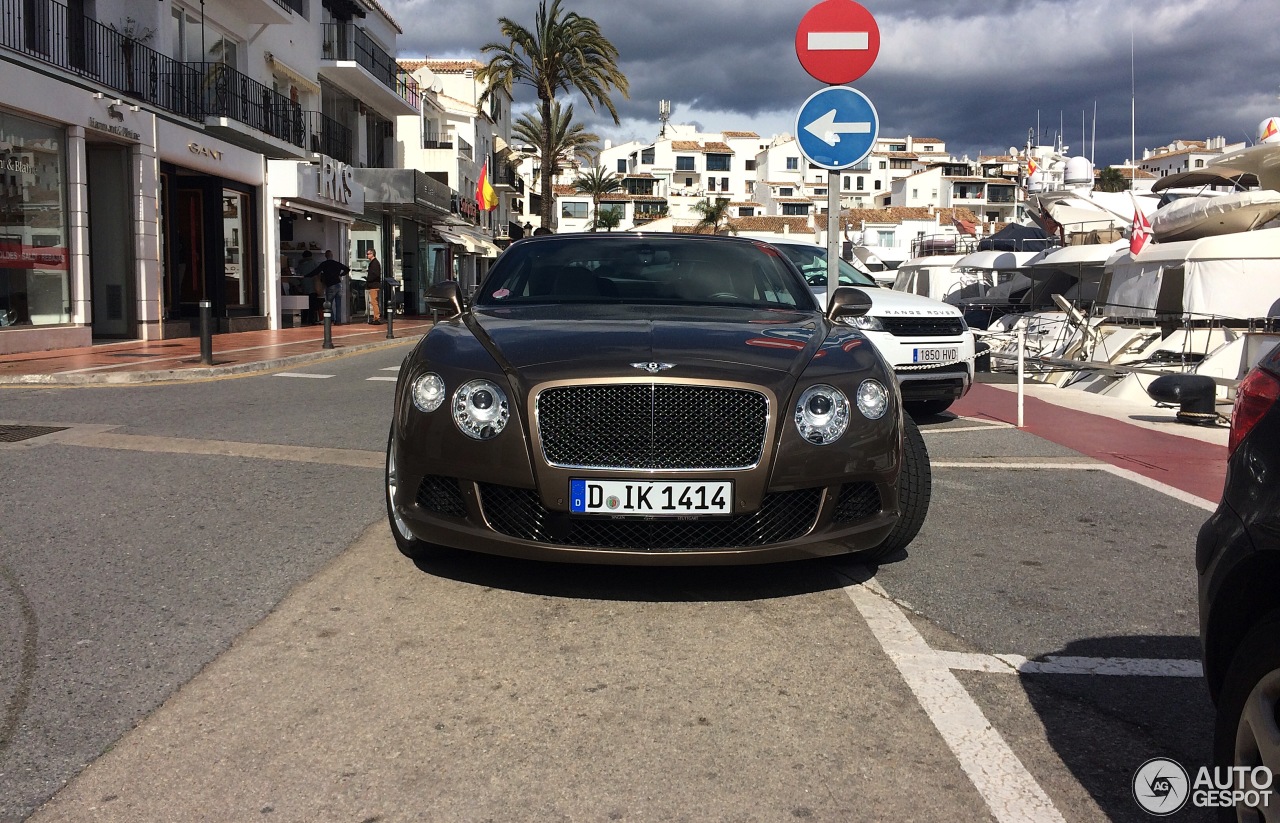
[365,248,383,324]
[313,250,350,324]
[296,250,320,324]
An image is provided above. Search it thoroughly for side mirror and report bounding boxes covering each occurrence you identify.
[826,286,873,322]
[425,281,464,318]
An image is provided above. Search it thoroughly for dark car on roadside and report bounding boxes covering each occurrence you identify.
[1197,343,1280,817]
[385,232,930,565]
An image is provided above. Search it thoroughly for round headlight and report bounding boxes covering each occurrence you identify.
[411,373,446,412]
[856,379,889,420]
[453,379,510,440]
[794,384,850,445]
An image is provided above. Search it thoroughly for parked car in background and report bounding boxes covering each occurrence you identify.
[386,233,931,565]
[770,241,975,416]
[1197,343,1280,818]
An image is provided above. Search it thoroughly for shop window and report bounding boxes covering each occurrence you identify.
[222,190,252,307]
[0,113,69,328]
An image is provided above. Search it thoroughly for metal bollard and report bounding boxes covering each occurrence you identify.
[198,299,213,365]
[385,287,394,339]
[322,300,334,350]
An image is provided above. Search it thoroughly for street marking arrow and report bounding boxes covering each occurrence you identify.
[807,31,870,50]
[803,109,872,146]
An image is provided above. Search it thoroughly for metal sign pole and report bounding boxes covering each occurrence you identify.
[827,170,840,300]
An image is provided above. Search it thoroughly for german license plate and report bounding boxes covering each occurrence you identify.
[570,479,733,516]
[913,346,958,363]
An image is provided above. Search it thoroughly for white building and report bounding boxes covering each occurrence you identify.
[398,58,519,294]
[1139,137,1245,179]
[0,0,433,352]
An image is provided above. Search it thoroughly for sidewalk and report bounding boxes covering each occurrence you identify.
[952,380,1228,504]
[0,318,434,385]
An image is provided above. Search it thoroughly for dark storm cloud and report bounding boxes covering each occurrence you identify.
[387,0,1280,166]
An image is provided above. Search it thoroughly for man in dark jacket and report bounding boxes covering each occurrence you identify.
[313,250,350,323]
[364,248,383,324]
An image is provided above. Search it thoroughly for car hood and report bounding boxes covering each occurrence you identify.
[811,284,965,318]
[468,304,829,378]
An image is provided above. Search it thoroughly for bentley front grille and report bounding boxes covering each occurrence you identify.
[536,384,768,470]
[479,484,820,551]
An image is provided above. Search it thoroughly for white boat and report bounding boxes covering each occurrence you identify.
[1149,190,1280,242]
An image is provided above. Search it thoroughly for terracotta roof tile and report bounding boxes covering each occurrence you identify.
[400,59,485,73]
[702,142,733,153]
[733,216,815,234]
[722,130,761,138]
[671,140,701,151]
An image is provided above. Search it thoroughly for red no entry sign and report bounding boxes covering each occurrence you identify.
[795,0,881,85]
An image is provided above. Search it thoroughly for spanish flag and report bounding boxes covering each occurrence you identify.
[1027,157,1039,176]
[476,161,498,211]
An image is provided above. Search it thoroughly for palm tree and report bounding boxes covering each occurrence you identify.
[692,198,736,235]
[479,0,629,231]
[512,100,599,195]
[573,164,623,231]
[595,206,624,232]
[1096,166,1131,192]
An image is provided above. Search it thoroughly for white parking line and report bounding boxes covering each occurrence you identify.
[843,575,1067,823]
[922,423,1016,433]
[274,372,334,379]
[366,376,397,382]
[992,655,1202,677]
[380,366,400,371]
[932,460,1217,512]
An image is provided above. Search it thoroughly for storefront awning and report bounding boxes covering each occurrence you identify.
[266,53,322,96]
[436,229,476,252]
[453,227,502,257]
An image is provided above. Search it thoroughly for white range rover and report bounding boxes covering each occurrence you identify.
[772,241,975,415]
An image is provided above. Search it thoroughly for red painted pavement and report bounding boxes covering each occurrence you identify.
[952,383,1227,505]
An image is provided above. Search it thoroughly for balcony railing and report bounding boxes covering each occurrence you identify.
[321,22,420,111]
[198,62,302,147]
[299,109,352,164]
[0,0,348,157]
[490,157,523,193]
[422,128,453,149]
[2,0,202,119]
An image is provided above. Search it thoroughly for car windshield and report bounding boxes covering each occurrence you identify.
[473,235,815,310]
[775,244,879,289]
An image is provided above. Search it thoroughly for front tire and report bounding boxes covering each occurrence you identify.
[386,426,436,561]
[1212,610,1280,823]
[861,413,931,561]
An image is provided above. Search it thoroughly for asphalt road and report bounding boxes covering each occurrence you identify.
[0,348,1217,822]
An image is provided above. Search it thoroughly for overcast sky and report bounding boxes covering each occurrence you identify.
[384,0,1280,168]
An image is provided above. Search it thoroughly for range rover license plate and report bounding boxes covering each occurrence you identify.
[913,347,958,363]
[570,479,733,516]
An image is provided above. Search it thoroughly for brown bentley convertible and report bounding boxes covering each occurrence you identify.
[386,233,930,565]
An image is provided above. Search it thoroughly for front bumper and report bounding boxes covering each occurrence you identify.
[395,472,898,565]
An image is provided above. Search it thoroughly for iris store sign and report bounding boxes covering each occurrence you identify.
[318,157,355,205]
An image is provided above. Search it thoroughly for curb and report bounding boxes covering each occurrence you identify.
[0,336,418,386]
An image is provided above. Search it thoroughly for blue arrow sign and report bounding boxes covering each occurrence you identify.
[795,86,879,170]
